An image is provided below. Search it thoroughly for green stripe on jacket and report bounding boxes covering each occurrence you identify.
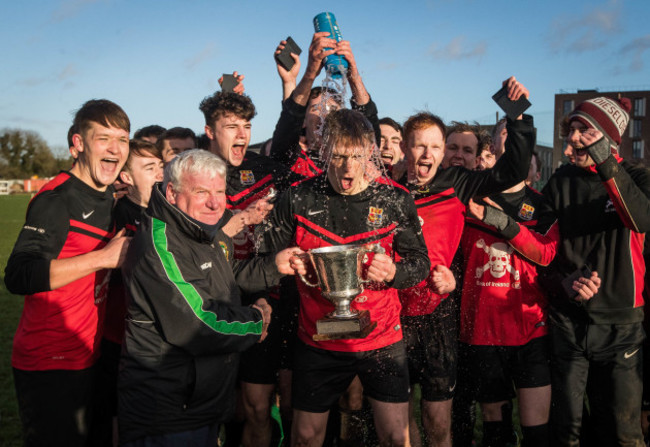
[152,217,263,336]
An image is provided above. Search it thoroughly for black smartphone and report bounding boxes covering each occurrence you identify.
[492,85,531,120]
[275,36,302,71]
[221,74,238,93]
[560,264,593,299]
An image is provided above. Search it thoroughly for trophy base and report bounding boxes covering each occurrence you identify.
[313,310,376,340]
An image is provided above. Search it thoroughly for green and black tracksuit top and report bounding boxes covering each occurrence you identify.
[118,185,282,443]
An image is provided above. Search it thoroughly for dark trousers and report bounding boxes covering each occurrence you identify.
[13,367,96,447]
[549,309,645,447]
[120,423,221,447]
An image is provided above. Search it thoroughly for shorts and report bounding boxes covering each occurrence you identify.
[465,335,551,403]
[401,301,458,401]
[239,297,284,384]
[291,340,410,413]
[13,366,96,447]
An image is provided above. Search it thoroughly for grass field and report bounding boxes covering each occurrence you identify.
[0,194,30,446]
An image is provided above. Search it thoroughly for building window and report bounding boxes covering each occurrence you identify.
[630,119,643,138]
[634,98,646,117]
[563,100,574,116]
[633,140,644,159]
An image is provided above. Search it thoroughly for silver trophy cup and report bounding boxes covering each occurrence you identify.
[299,244,384,338]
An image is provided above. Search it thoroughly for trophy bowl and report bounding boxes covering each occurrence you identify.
[299,243,384,339]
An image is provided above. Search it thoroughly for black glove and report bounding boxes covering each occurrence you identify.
[585,136,611,165]
[482,204,510,232]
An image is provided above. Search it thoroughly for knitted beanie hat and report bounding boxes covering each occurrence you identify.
[568,96,632,148]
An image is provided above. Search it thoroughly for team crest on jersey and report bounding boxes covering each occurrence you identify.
[367,207,384,226]
[219,241,229,261]
[239,170,255,185]
[518,203,535,221]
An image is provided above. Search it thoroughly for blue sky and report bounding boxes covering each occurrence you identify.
[1,0,649,155]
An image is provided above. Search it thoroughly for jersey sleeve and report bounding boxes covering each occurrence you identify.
[269,97,307,170]
[391,192,431,289]
[4,192,69,294]
[255,186,297,255]
[454,115,535,204]
[351,96,380,145]
[596,158,650,233]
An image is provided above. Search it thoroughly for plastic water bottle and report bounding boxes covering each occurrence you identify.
[313,12,348,79]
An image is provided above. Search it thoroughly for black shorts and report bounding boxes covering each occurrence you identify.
[401,301,458,401]
[239,298,284,384]
[291,340,410,413]
[13,366,96,447]
[464,335,551,403]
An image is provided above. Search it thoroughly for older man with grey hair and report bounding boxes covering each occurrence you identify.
[118,149,299,446]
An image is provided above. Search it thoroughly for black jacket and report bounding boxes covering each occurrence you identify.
[118,185,282,442]
[542,157,650,324]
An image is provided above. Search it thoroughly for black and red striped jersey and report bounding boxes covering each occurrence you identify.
[257,173,430,352]
[5,171,116,370]
[226,151,295,260]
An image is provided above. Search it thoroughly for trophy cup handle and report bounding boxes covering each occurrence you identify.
[359,244,386,284]
[298,273,319,288]
[297,252,319,287]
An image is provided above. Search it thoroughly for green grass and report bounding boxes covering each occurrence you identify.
[0,194,30,447]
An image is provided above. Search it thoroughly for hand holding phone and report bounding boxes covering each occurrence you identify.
[492,76,531,120]
[220,74,238,93]
[275,36,302,72]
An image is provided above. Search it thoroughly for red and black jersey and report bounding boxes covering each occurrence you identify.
[5,172,116,371]
[226,151,296,260]
[103,197,144,345]
[257,174,430,352]
[398,115,537,316]
[399,185,466,315]
[460,186,558,346]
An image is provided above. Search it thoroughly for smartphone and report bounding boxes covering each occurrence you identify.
[221,74,238,93]
[560,264,592,299]
[492,85,531,120]
[275,36,302,71]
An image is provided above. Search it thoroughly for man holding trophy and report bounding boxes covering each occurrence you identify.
[258,108,430,446]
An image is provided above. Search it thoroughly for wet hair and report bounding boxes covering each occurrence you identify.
[155,127,197,153]
[73,99,130,137]
[124,139,162,172]
[199,91,256,126]
[163,149,226,193]
[309,87,343,107]
[402,112,447,142]
[322,109,375,154]
[379,117,403,134]
[134,125,166,142]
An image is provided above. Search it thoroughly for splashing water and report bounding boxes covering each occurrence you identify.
[314,67,394,193]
